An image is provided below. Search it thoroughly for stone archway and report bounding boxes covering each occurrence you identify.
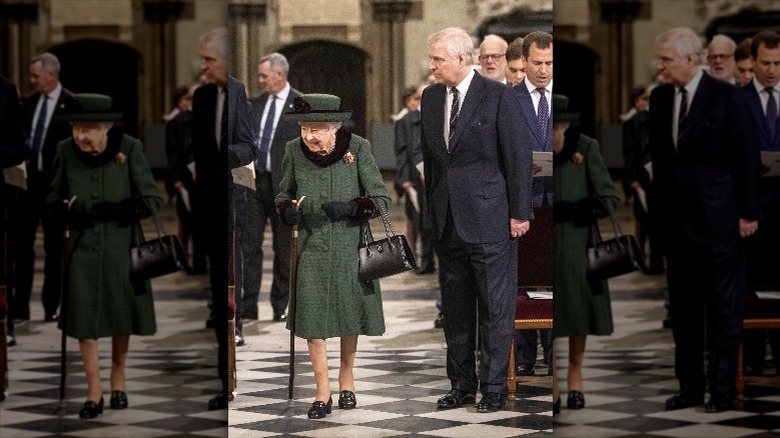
[279,41,367,137]
[49,39,141,137]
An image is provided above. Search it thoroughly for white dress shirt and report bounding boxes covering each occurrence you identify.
[258,82,291,172]
[444,69,475,149]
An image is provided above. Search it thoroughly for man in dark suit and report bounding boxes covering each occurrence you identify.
[192,27,257,410]
[741,31,780,374]
[16,53,73,322]
[649,27,760,413]
[243,52,302,327]
[512,31,554,377]
[1,75,29,347]
[420,27,532,413]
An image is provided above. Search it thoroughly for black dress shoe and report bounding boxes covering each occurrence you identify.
[273,313,287,322]
[567,391,585,409]
[235,334,245,346]
[665,390,704,410]
[79,397,104,419]
[434,313,444,328]
[44,313,58,322]
[516,364,535,376]
[110,390,128,409]
[6,334,16,347]
[553,396,561,415]
[416,267,436,275]
[338,390,357,409]
[476,392,507,413]
[437,389,476,409]
[205,316,215,329]
[705,393,734,413]
[308,397,332,419]
[208,391,229,410]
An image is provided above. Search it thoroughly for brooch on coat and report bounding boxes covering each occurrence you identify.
[343,151,355,164]
[115,152,127,164]
[572,152,584,165]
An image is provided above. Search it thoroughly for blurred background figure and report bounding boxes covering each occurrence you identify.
[707,34,737,83]
[505,37,526,86]
[479,34,508,82]
[735,37,755,86]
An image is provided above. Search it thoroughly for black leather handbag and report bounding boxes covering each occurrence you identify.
[130,200,187,283]
[358,203,417,282]
[586,200,646,282]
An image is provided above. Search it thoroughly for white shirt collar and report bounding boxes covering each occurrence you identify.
[752,76,780,95]
[449,68,476,98]
[524,78,552,96]
[44,82,62,101]
[678,68,703,97]
[273,82,291,102]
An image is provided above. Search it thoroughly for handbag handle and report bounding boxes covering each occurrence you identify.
[589,198,638,261]
[132,198,172,254]
[360,201,397,254]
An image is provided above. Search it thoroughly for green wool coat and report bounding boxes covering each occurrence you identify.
[48,134,162,339]
[553,134,619,338]
[276,132,391,340]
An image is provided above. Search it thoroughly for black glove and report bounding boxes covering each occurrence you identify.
[321,201,358,221]
[276,200,301,226]
[119,197,151,220]
[576,197,607,222]
[95,198,149,224]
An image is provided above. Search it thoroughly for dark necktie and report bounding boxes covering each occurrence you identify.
[257,95,276,172]
[767,88,777,143]
[537,88,549,144]
[31,95,49,160]
[677,87,688,142]
[448,87,460,146]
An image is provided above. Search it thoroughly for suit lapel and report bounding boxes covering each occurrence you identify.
[448,72,485,152]
[744,84,772,148]
[516,80,543,147]
[677,73,712,150]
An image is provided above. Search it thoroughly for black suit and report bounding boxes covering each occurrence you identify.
[191,76,256,392]
[1,75,28,334]
[420,71,532,395]
[15,86,73,320]
[649,71,760,397]
[241,88,301,320]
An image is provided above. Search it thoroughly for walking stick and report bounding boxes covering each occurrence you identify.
[227,208,237,400]
[59,196,77,405]
[288,196,304,405]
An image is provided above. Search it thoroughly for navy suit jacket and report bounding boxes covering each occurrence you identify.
[514,79,552,207]
[743,82,780,152]
[649,71,760,244]
[22,87,73,182]
[420,71,533,244]
[249,87,302,193]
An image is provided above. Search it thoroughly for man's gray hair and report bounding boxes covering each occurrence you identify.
[31,52,61,75]
[260,52,289,76]
[428,27,474,64]
[480,34,508,52]
[657,27,703,64]
[709,34,737,51]
[199,27,227,59]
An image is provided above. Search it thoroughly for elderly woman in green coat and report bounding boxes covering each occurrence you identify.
[47,94,162,419]
[552,94,619,413]
[275,94,391,419]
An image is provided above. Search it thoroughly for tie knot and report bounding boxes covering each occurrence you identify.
[679,87,687,95]
[767,88,775,95]
[451,87,459,97]
[537,88,545,96]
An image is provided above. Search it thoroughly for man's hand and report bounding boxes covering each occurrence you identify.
[510,218,530,238]
[739,218,758,238]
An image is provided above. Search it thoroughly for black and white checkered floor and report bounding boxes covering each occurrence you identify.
[229,348,553,437]
[553,265,780,438]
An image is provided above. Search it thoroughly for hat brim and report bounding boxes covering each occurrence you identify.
[553,112,580,122]
[55,112,123,123]
[282,111,352,123]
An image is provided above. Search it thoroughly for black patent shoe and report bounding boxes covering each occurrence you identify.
[665,390,704,410]
[110,390,128,409]
[307,397,332,419]
[79,397,104,419]
[338,390,357,409]
[476,392,507,413]
[437,389,477,409]
[705,393,734,413]
[567,391,585,409]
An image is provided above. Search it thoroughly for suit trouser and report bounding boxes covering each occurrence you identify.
[241,172,291,319]
[13,172,62,319]
[437,211,517,395]
[667,232,745,396]
[515,327,553,365]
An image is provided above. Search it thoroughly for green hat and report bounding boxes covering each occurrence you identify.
[552,94,580,122]
[283,94,352,123]
[56,93,123,122]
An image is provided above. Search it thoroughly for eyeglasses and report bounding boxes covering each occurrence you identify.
[478,54,504,62]
[707,53,733,61]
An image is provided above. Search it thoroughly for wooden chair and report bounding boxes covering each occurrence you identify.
[736,293,780,403]
[508,206,553,401]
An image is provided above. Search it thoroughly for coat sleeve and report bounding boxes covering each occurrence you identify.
[229,80,258,169]
[355,137,391,217]
[497,85,533,220]
[0,80,28,168]
[47,140,68,208]
[275,140,298,203]
[583,136,620,213]
[393,118,410,191]
[127,137,163,212]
